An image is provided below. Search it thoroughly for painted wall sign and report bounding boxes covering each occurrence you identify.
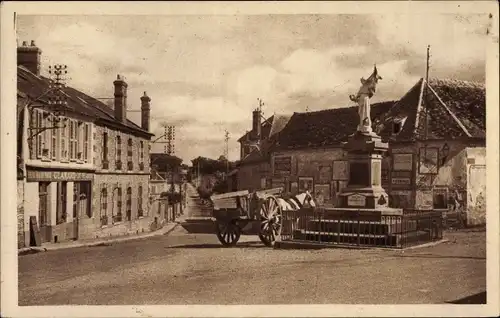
[348,194,366,207]
[391,178,411,185]
[393,153,413,171]
[27,169,93,182]
[332,160,349,180]
[274,156,292,176]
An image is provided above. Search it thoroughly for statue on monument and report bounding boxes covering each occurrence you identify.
[349,65,382,134]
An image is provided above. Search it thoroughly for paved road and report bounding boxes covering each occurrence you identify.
[18,226,486,305]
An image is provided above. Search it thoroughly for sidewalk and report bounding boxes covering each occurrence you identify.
[19,214,187,256]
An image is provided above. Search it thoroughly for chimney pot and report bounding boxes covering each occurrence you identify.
[113,75,128,122]
[17,40,41,75]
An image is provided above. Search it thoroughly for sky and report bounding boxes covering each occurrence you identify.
[16,14,489,164]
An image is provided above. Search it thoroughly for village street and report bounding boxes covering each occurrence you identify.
[18,185,486,306]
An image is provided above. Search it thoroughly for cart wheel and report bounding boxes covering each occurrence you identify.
[215,220,241,247]
[258,196,282,247]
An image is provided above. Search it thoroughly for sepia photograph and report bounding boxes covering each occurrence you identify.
[1,1,499,317]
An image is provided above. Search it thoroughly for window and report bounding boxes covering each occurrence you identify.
[51,118,57,160]
[100,187,108,226]
[138,185,143,217]
[433,187,448,209]
[116,135,122,169]
[69,120,78,160]
[127,138,133,170]
[76,121,82,160]
[102,132,109,168]
[56,182,67,224]
[36,110,43,158]
[126,187,132,221]
[114,187,122,223]
[60,119,68,161]
[83,124,90,162]
[38,182,49,226]
[140,141,144,161]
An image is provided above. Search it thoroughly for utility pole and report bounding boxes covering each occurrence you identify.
[224,129,230,177]
[425,45,431,142]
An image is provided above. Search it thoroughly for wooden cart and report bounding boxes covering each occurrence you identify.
[210,188,284,247]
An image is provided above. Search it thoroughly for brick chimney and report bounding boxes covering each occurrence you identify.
[17,40,41,75]
[252,108,261,140]
[113,75,128,122]
[140,91,151,131]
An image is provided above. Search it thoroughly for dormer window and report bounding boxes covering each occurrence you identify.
[392,116,407,135]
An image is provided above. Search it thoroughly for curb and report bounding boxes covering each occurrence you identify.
[18,221,182,255]
[274,239,450,251]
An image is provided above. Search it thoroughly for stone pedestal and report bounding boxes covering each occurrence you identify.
[337,131,390,209]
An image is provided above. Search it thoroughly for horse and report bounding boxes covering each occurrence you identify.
[275,191,317,234]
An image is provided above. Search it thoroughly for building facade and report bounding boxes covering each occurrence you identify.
[236,77,486,226]
[17,41,154,248]
[236,108,290,192]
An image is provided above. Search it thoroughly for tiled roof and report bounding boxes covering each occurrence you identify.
[237,114,291,142]
[17,66,153,138]
[276,101,396,150]
[376,78,485,141]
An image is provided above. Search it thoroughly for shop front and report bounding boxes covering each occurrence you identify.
[25,168,93,246]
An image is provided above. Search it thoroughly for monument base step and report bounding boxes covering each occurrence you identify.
[290,229,432,247]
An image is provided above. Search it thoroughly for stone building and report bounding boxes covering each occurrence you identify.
[17,41,154,248]
[268,77,485,225]
[235,107,291,191]
[271,101,395,207]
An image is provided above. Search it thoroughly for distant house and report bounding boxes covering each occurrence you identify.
[235,108,291,192]
[17,40,154,248]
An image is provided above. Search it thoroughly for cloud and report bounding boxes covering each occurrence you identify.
[17,14,487,163]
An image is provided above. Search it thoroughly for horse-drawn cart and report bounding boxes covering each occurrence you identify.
[210,188,284,247]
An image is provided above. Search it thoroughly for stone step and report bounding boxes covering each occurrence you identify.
[291,229,433,247]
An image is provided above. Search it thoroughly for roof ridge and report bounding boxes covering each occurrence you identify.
[412,78,426,138]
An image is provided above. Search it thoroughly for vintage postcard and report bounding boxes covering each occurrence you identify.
[1,1,499,317]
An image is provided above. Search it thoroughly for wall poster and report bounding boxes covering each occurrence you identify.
[318,165,332,183]
[332,160,349,180]
[298,177,314,193]
[314,184,331,206]
[419,147,439,175]
[415,189,433,210]
[393,153,413,171]
[274,156,292,176]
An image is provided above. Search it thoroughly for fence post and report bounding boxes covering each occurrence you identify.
[356,210,361,247]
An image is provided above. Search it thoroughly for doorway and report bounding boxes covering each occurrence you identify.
[72,181,91,240]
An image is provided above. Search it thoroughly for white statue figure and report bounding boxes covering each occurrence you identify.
[349,65,382,134]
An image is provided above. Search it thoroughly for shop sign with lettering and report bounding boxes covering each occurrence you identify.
[391,178,411,186]
[348,194,366,207]
[27,169,93,182]
[274,156,292,176]
[393,153,413,171]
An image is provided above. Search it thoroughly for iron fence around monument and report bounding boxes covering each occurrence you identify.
[280,207,443,249]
